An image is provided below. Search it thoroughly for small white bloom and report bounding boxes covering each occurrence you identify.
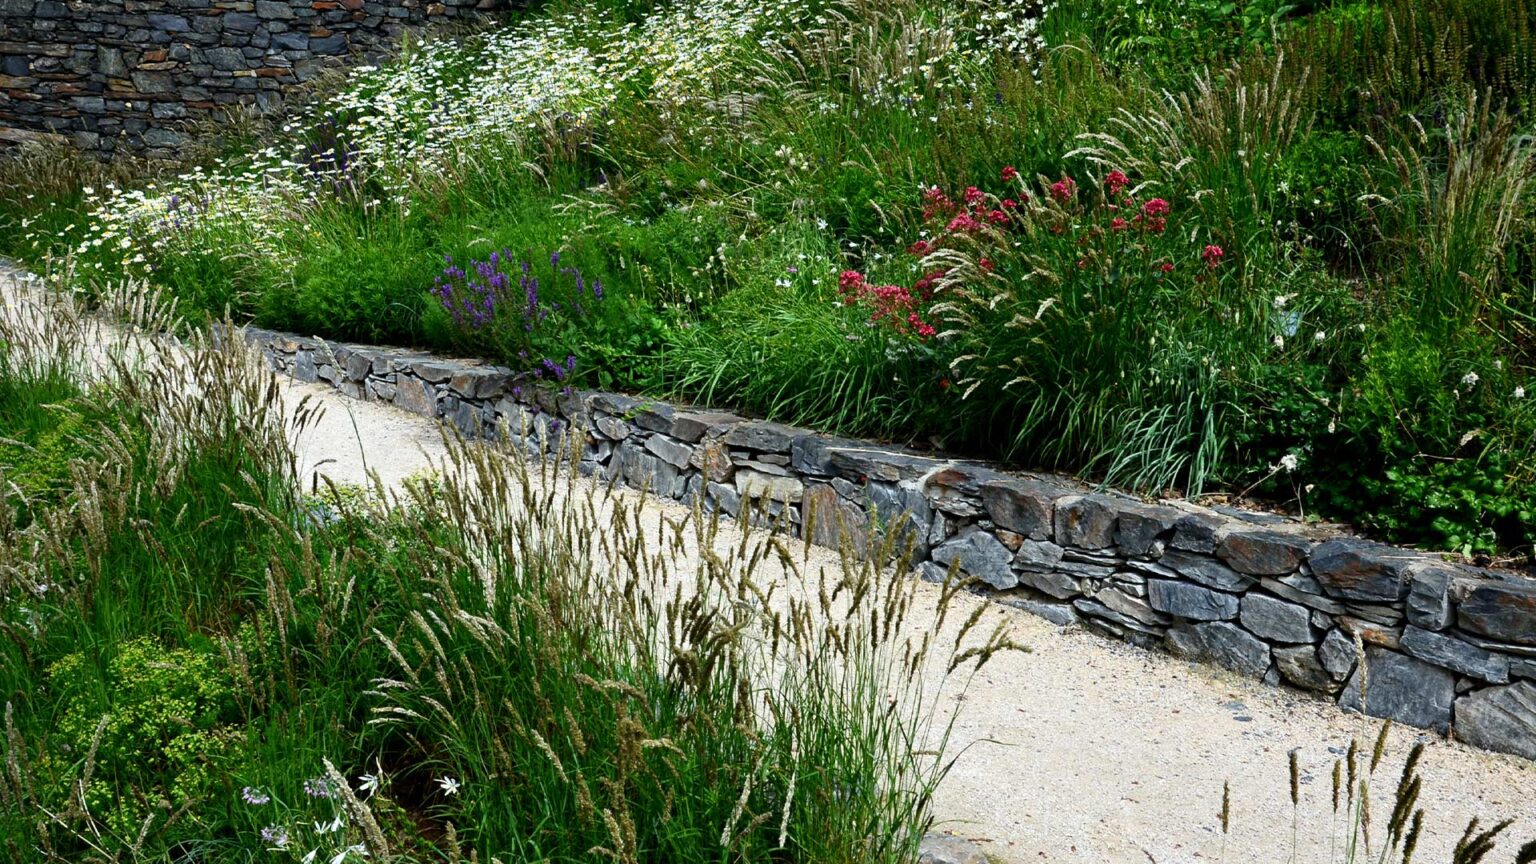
[357,773,380,794]
[1272,335,1284,349]
[437,776,461,796]
[1278,453,1300,473]
[1314,330,1326,343]
[1516,386,1526,399]
[1461,371,1480,387]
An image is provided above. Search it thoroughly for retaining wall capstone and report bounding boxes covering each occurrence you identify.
[245,326,1536,763]
[0,0,513,157]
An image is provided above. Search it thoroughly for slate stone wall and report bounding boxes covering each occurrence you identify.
[0,0,509,157]
[245,325,1536,763]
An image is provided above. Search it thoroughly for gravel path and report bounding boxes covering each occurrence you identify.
[5,264,1535,863]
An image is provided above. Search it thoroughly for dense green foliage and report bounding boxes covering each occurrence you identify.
[4,0,1534,558]
[0,303,972,861]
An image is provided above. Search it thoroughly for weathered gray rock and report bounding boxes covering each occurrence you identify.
[1319,628,1358,680]
[410,360,458,383]
[932,532,1017,590]
[790,434,862,476]
[1167,622,1271,678]
[1094,586,1171,626]
[594,415,631,440]
[1405,563,1455,630]
[1455,578,1536,646]
[923,465,998,517]
[618,442,685,498]
[723,420,808,453]
[1054,495,1117,549]
[1169,511,1228,553]
[979,478,1056,540]
[801,483,868,551]
[997,595,1078,626]
[1454,681,1536,760]
[644,434,693,469]
[1338,648,1455,733]
[666,409,743,443]
[735,469,803,504]
[1146,580,1239,621]
[1399,626,1509,683]
[1310,538,1417,602]
[1014,539,1064,571]
[1016,569,1081,601]
[1512,658,1536,680]
[1240,593,1314,643]
[826,447,942,483]
[1159,549,1255,592]
[1075,598,1164,634]
[1114,501,1178,557]
[706,481,740,516]
[1274,645,1336,692]
[1218,529,1311,576]
[393,376,437,416]
[1259,574,1346,614]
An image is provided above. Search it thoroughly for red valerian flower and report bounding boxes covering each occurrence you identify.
[907,240,930,256]
[987,208,1009,225]
[1201,244,1225,268]
[1158,262,1174,273]
[979,257,994,271]
[1049,175,1077,202]
[1001,198,1019,209]
[1105,169,1130,196]
[963,185,985,206]
[947,212,983,232]
[1001,165,1020,183]
[1110,217,1129,232]
[1142,198,1170,217]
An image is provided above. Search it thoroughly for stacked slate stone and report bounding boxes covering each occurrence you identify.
[247,326,1536,763]
[0,0,509,157]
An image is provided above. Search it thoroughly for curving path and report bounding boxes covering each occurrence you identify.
[4,263,1535,863]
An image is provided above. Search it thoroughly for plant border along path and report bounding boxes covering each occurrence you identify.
[244,324,1536,763]
[4,261,1535,863]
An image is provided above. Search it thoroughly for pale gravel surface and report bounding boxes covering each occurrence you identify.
[5,263,1535,863]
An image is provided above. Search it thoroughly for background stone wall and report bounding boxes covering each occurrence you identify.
[246,326,1536,763]
[0,0,510,157]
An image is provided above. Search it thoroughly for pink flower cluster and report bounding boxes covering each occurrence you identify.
[839,270,937,338]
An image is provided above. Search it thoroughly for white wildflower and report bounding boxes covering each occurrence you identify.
[437,776,461,796]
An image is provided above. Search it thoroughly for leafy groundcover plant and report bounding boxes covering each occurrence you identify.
[0,290,1011,861]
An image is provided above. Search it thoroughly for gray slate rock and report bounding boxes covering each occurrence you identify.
[1017,569,1081,601]
[1339,648,1455,734]
[932,532,1017,590]
[1405,563,1455,630]
[1456,578,1536,646]
[1218,529,1312,576]
[644,435,693,469]
[1054,494,1118,549]
[1454,681,1536,760]
[1399,626,1509,683]
[1114,501,1178,557]
[1240,593,1314,643]
[1167,622,1271,678]
[1274,645,1336,692]
[1319,628,1359,680]
[998,595,1078,626]
[1310,537,1417,602]
[1159,549,1255,592]
[980,478,1057,540]
[1147,579,1239,621]
[1170,511,1228,553]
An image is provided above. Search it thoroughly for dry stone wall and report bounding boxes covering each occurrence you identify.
[0,0,509,156]
[246,325,1536,763]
